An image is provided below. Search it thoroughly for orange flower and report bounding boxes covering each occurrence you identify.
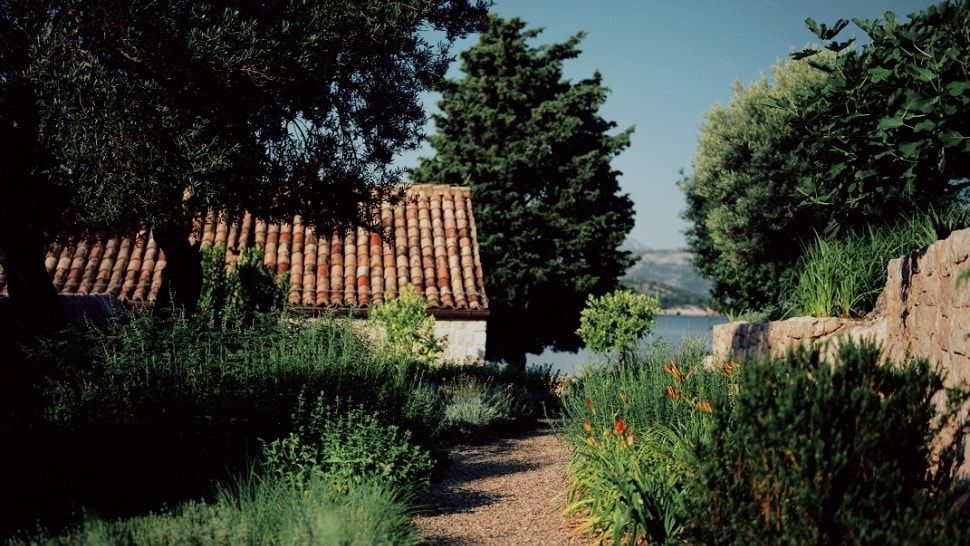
[583,419,593,433]
[664,385,680,400]
[585,399,595,411]
[697,400,713,414]
[663,361,684,383]
[614,418,627,435]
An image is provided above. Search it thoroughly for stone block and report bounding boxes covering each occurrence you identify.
[943,228,970,265]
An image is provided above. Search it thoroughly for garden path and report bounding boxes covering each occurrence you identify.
[416,421,581,545]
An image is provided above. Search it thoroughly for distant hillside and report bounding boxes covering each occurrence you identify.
[621,248,713,309]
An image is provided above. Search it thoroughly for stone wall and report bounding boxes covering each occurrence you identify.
[878,227,970,384]
[712,227,970,475]
[712,227,970,378]
[712,316,886,363]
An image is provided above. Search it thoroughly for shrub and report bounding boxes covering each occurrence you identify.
[262,396,434,498]
[428,361,562,421]
[369,285,445,364]
[561,338,732,544]
[6,311,450,537]
[577,289,661,364]
[440,376,514,435]
[786,207,970,317]
[199,244,287,328]
[48,310,446,437]
[687,341,964,545]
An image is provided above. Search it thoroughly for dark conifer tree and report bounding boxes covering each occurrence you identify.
[412,15,635,366]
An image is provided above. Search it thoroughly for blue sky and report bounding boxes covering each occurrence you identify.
[395,0,937,249]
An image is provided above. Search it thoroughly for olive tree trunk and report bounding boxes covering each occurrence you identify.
[153,224,203,313]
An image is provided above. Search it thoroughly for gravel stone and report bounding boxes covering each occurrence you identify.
[416,422,581,545]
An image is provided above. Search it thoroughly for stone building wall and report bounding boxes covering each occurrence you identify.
[434,320,487,364]
[353,318,487,364]
[712,227,970,475]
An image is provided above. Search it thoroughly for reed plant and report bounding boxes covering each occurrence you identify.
[786,206,970,318]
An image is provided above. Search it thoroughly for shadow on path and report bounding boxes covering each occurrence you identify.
[417,420,578,546]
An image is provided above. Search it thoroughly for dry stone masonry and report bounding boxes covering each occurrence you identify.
[713,227,970,378]
[713,227,970,475]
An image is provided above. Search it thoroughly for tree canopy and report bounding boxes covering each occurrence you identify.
[411,15,635,365]
[681,2,970,313]
[680,59,829,312]
[791,2,970,215]
[0,0,487,334]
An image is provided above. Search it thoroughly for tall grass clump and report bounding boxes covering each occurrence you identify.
[687,341,966,545]
[429,362,561,421]
[13,473,417,546]
[560,338,733,544]
[440,375,514,435]
[786,206,970,317]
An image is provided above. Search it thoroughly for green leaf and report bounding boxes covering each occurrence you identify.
[877,116,905,130]
[912,120,935,133]
[898,141,922,158]
[805,18,820,36]
[911,66,936,82]
[945,81,970,97]
[868,67,892,83]
[941,131,964,147]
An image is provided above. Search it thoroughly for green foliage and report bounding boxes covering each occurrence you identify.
[411,14,635,365]
[440,376,514,435]
[785,207,970,317]
[577,290,660,362]
[688,341,964,545]
[9,0,488,235]
[7,305,566,536]
[14,473,417,546]
[199,245,287,328]
[560,339,732,544]
[792,3,970,215]
[427,361,562,421]
[369,285,445,364]
[679,58,830,312]
[27,310,447,451]
[682,2,970,313]
[262,397,434,498]
[567,424,701,545]
[7,308,449,542]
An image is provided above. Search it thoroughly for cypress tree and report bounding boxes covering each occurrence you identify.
[412,15,635,365]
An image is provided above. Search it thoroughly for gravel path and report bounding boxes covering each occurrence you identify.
[416,421,581,546]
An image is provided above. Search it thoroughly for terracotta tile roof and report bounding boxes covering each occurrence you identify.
[0,185,488,311]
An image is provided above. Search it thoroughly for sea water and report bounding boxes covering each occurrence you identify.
[526,315,728,376]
